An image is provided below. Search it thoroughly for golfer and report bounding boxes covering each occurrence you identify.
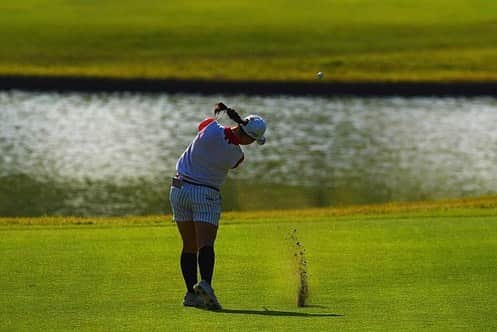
[170,102,266,310]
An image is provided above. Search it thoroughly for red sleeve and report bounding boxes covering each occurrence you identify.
[232,155,244,169]
[198,118,215,132]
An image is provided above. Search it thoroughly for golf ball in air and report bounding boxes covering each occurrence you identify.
[316,72,324,79]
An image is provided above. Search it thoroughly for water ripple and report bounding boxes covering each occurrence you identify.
[1,91,497,215]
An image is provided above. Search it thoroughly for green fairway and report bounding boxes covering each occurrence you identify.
[2,0,497,81]
[2,200,497,331]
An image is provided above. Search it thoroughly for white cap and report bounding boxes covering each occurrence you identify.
[241,115,266,145]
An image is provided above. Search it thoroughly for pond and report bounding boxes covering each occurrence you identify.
[1,91,497,216]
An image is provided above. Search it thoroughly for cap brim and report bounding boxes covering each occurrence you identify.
[256,136,266,145]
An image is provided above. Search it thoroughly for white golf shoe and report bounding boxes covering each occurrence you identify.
[193,280,222,311]
[183,291,204,308]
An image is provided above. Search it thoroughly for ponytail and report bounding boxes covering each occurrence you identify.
[215,102,248,125]
[226,108,248,125]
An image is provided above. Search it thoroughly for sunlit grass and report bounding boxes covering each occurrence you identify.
[1,195,497,330]
[1,0,497,81]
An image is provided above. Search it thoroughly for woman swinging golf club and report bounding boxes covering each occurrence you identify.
[170,102,266,310]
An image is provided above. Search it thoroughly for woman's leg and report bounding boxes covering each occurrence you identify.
[177,221,198,293]
[195,222,218,285]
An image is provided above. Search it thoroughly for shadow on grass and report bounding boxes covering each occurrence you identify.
[218,308,342,317]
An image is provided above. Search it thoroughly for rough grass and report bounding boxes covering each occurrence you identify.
[1,197,497,331]
[1,0,497,81]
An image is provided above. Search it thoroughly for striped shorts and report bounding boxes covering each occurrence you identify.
[169,182,222,226]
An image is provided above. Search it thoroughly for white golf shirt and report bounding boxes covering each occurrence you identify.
[176,118,244,189]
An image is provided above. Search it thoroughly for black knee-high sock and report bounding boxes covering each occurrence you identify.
[180,251,197,293]
[198,246,215,285]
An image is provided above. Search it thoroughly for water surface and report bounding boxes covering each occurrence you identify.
[1,91,497,216]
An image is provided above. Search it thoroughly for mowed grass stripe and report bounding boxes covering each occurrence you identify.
[1,0,497,81]
[1,209,496,330]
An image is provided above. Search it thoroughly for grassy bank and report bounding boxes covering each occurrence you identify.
[3,195,497,226]
[1,198,497,330]
[2,0,497,82]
